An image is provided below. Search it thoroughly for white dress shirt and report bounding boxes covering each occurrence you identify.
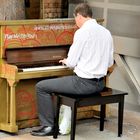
[65,19,114,79]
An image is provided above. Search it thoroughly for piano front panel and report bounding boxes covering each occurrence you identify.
[15,79,40,128]
[0,19,76,58]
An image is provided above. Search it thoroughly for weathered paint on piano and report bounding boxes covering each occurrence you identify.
[0,18,104,133]
[0,18,76,132]
[0,19,77,58]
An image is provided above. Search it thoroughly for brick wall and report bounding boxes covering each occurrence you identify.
[40,0,68,18]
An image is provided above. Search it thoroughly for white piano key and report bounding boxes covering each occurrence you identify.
[22,65,68,72]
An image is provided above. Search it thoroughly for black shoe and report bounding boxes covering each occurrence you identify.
[30,126,54,136]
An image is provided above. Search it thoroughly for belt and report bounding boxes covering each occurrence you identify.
[89,77,104,82]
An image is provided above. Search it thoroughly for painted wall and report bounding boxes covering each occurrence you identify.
[0,0,25,20]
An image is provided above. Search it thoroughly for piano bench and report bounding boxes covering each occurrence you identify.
[53,87,128,140]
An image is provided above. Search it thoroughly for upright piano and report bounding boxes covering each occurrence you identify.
[0,18,104,133]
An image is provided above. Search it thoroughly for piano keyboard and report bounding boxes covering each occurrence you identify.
[22,65,68,72]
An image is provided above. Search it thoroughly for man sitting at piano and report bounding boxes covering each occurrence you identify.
[31,3,114,136]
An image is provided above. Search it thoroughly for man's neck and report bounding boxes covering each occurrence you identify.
[81,17,92,26]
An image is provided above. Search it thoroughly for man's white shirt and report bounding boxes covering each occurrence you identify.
[66,19,114,79]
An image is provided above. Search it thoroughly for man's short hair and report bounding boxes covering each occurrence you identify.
[74,3,92,18]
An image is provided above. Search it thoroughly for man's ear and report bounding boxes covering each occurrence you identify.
[78,14,82,20]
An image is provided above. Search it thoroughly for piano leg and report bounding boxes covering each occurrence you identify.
[0,79,18,133]
[10,84,17,128]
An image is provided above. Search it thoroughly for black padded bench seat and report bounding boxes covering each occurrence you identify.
[53,87,128,140]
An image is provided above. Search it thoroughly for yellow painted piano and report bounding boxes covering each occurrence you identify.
[0,18,104,133]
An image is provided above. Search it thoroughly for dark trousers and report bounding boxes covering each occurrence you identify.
[35,75,105,127]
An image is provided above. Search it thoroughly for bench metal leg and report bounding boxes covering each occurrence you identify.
[71,100,77,140]
[53,96,60,139]
[100,104,106,131]
[118,96,124,137]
